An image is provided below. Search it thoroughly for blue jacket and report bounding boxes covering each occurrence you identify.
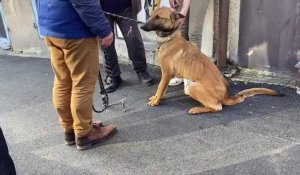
[38,0,111,39]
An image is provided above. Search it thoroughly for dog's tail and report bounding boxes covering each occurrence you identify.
[222,88,283,106]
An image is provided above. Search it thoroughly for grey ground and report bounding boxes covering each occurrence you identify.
[0,55,299,175]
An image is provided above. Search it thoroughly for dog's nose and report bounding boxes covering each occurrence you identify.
[140,24,147,31]
[140,24,150,31]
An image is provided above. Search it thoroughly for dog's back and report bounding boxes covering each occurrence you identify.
[158,33,229,98]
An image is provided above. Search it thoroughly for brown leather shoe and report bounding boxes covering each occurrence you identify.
[76,124,117,150]
[64,121,104,146]
[64,129,76,146]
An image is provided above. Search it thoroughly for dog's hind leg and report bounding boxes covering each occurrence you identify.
[186,82,222,115]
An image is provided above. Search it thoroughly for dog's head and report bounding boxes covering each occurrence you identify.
[141,7,185,37]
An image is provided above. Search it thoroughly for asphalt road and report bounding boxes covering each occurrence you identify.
[0,55,299,175]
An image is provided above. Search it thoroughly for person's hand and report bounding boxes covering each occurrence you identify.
[169,0,180,9]
[100,32,113,48]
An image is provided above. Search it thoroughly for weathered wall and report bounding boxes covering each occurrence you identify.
[239,0,299,75]
[2,0,48,55]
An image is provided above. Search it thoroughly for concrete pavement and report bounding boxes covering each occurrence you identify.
[0,55,300,175]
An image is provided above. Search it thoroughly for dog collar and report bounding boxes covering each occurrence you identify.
[156,31,181,46]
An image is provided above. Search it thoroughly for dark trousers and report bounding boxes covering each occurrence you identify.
[104,6,147,78]
[0,128,16,175]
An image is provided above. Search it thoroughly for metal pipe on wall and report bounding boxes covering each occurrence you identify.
[217,0,229,69]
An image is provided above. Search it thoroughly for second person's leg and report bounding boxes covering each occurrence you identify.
[103,16,123,93]
[116,6,153,85]
[184,0,211,94]
[188,0,210,48]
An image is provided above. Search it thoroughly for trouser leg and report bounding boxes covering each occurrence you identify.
[103,16,121,78]
[46,37,99,137]
[66,38,100,137]
[188,0,210,48]
[179,0,189,41]
[177,0,211,90]
[45,37,73,132]
[116,6,147,73]
[178,0,210,47]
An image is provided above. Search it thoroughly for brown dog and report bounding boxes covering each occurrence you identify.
[141,7,281,115]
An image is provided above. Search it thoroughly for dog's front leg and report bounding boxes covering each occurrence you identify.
[149,72,171,106]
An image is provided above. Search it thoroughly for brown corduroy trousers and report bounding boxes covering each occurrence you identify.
[45,37,99,137]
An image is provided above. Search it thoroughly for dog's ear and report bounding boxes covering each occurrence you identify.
[170,12,185,23]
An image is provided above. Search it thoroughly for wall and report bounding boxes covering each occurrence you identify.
[239,0,299,75]
[1,0,47,55]
[0,0,238,63]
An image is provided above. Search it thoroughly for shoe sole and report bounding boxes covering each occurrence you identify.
[168,80,183,86]
[168,82,183,86]
[76,128,117,150]
[146,81,154,86]
[65,140,75,146]
[105,88,117,93]
[105,82,122,93]
[143,80,154,86]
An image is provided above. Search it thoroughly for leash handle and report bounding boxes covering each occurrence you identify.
[92,70,109,113]
[92,50,109,113]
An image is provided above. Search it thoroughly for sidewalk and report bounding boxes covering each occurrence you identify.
[0,54,299,175]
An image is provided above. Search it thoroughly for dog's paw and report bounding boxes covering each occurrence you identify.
[148,100,160,106]
[149,95,157,101]
[148,96,160,106]
[188,107,201,115]
[188,109,197,115]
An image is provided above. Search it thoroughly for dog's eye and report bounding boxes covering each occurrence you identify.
[156,15,161,19]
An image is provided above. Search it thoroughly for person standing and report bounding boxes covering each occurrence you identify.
[0,128,16,175]
[38,0,117,150]
[168,0,211,95]
[101,0,154,93]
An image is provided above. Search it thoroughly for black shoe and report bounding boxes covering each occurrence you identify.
[137,71,154,86]
[104,76,122,93]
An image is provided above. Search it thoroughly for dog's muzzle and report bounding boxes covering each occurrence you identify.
[140,23,151,31]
